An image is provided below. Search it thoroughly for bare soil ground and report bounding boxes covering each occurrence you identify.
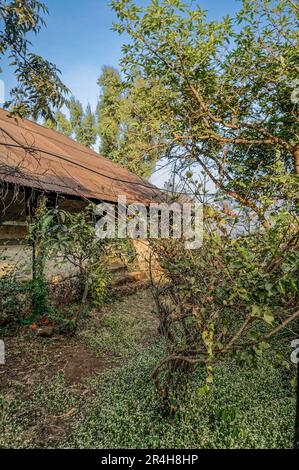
[0,335,113,388]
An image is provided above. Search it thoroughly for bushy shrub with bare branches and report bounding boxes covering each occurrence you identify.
[149,206,299,399]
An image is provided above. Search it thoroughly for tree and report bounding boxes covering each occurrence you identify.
[97,66,123,158]
[45,98,97,148]
[45,110,72,136]
[68,98,97,148]
[97,65,165,177]
[47,65,164,170]
[111,0,299,221]
[0,0,68,120]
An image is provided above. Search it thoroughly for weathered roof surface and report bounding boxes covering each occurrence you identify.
[0,108,161,204]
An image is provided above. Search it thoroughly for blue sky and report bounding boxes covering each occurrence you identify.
[1,0,240,111]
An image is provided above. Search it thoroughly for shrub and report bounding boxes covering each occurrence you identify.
[149,207,299,396]
[0,276,27,327]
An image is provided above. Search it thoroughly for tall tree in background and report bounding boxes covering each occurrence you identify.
[45,110,72,137]
[45,98,97,148]
[97,66,165,177]
[111,0,298,220]
[68,98,97,148]
[45,66,164,175]
[97,67,123,158]
[0,0,68,119]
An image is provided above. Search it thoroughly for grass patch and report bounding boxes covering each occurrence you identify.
[78,290,157,363]
[67,347,296,449]
[0,373,80,448]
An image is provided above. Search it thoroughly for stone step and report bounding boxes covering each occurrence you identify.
[111,271,148,287]
[109,263,127,274]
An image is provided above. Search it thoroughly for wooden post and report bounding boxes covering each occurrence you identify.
[25,188,38,281]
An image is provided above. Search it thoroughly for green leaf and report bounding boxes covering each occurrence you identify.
[263,310,274,325]
[251,304,260,316]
